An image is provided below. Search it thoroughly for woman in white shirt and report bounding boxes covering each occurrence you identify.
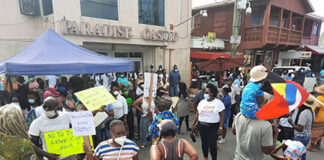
[132,96,157,148]
[110,84,128,124]
[192,84,225,160]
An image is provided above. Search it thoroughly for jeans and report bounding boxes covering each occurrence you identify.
[169,84,179,97]
[294,136,310,160]
[198,122,220,160]
[223,109,231,128]
[140,116,149,145]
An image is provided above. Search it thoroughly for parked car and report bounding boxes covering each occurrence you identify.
[272,66,317,93]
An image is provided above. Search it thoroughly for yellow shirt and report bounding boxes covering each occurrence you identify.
[314,95,324,122]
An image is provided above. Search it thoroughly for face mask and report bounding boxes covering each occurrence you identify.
[175,69,179,72]
[12,102,20,106]
[140,84,144,88]
[220,93,224,98]
[114,136,126,146]
[212,78,215,81]
[204,94,210,100]
[121,75,124,78]
[28,99,35,104]
[44,110,57,118]
[29,78,34,81]
[113,91,119,96]
[139,76,143,79]
[123,91,129,95]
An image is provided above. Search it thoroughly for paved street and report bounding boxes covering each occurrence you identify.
[134,112,324,160]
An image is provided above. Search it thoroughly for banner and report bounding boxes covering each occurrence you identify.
[25,109,36,129]
[44,129,93,157]
[75,86,116,111]
[69,111,96,136]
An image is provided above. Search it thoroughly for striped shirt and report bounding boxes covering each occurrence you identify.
[94,139,139,160]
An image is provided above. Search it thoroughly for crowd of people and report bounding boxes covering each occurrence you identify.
[0,63,323,160]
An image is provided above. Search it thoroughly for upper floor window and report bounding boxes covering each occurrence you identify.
[313,23,319,35]
[42,0,53,16]
[80,0,118,20]
[138,0,165,26]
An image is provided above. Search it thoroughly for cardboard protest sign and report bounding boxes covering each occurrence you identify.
[44,129,93,157]
[93,112,108,127]
[69,111,96,136]
[75,86,116,111]
[144,73,158,97]
[25,109,36,129]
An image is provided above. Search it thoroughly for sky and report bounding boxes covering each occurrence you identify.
[192,0,324,17]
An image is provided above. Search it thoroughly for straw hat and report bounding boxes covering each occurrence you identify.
[250,65,268,82]
[303,95,318,108]
[314,85,324,95]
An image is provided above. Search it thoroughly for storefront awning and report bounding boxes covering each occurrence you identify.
[305,45,324,55]
[190,51,242,60]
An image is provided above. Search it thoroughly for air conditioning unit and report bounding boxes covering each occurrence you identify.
[19,0,40,16]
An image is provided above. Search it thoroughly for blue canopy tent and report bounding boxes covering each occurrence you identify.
[0,29,134,75]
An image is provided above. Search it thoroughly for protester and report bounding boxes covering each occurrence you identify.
[29,97,72,159]
[271,140,306,160]
[308,86,324,150]
[69,74,84,93]
[157,76,170,97]
[223,77,240,126]
[84,119,139,160]
[135,81,144,139]
[36,78,46,102]
[132,93,156,147]
[150,96,179,144]
[175,82,191,133]
[232,73,240,88]
[157,65,163,75]
[293,68,305,87]
[278,110,298,143]
[150,120,198,160]
[94,104,114,147]
[16,76,31,113]
[28,91,42,108]
[43,86,59,99]
[0,75,9,106]
[0,104,61,160]
[110,83,128,124]
[121,85,135,139]
[240,65,268,119]
[27,76,39,92]
[218,87,232,144]
[288,97,315,160]
[193,83,207,110]
[208,75,219,89]
[135,72,144,89]
[191,65,200,89]
[118,73,130,87]
[169,65,181,97]
[57,88,76,112]
[232,113,278,160]
[191,84,225,160]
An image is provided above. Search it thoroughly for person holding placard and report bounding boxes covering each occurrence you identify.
[29,97,74,159]
[84,119,139,160]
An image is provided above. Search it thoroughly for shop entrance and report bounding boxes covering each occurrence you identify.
[114,52,143,73]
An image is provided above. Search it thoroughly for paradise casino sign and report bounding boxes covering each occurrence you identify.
[61,19,177,42]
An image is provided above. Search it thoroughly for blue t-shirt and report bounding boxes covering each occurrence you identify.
[233,78,240,88]
[117,77,129,87]
[283,75,293,81]
[169,71,181,85]
[221,95,232,111]
[320,70,324,81]
[240,82,264,119]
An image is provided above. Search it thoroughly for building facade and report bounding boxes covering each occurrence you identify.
[0,0,192,82]
[192,0,317,70]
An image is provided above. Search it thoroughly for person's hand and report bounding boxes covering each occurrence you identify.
[138,108,144,113]
[217,127,223,135]
[46,153,60,160]
[101,105,106,109]
[83,142,93,155]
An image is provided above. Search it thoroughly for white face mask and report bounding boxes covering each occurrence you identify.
[44,110,57,118]
[113,91,119,96]
[114,136,126,146]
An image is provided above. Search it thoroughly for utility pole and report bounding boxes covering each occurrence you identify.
[231,0,243,58]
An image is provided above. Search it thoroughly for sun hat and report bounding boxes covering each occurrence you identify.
[303,94,318,108]
[250,65,268,82]
[283,140,306,160]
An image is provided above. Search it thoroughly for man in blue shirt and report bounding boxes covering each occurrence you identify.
[117,73,130,87]
[169,65,181,97]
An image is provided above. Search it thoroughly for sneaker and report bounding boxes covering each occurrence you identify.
[218,138,226,144]
[140,145,146,148]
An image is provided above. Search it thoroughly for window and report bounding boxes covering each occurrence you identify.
[138,0,165,26]
[264,51,273,66]
[42,0,53,15]
[80,0,118,20]
[313,23,319,35]
[255,51,264,66]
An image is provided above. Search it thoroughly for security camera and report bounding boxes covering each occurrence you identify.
[245,2,252,16]
[200,10,208,18]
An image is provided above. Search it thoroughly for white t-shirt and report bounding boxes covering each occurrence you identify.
[94,75,101,87]
[197,98,225,123]
[136,88,143,96]
[45,75,58,87]
[223,84,240,105]
[112,94,128,119]
[101,74,110,90]
[279,108,298,128]
[29,112,71,151]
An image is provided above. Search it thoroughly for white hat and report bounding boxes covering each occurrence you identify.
[250,65,268,82]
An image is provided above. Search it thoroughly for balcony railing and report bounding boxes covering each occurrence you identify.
[244,25,302,48]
